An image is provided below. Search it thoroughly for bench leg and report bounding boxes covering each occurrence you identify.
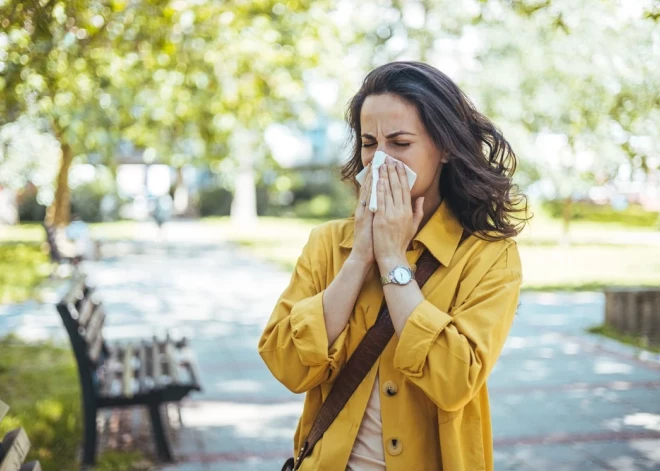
[148,402,173,462]
[82,406,98,466]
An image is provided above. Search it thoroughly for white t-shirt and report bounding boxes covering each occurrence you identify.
[346,375,386,470]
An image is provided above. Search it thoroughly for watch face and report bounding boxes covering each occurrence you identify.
[393,267,411,284]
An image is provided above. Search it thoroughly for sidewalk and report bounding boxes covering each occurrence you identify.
[1,222,659,470]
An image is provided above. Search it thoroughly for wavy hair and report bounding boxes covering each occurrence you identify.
[342,61,529,241]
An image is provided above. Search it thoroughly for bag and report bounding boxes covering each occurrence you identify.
[281,249,443,470]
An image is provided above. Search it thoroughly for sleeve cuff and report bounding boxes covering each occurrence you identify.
[393,299,453,377]
[289,290,332,367]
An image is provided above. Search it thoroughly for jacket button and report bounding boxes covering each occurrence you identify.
[386,438,403,456]
[382,380,398,396]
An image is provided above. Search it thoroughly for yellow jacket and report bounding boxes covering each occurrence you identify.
[258,201,523,471]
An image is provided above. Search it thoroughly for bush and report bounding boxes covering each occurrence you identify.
[70,182,118,223]
[17,189,47,222]
[197,187,233,217]
[292,191,355,219]
[543,200,659,228]
[198,185,270,217]
[17,181,120,223]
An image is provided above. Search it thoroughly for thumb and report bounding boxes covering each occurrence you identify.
[412,197,425,230]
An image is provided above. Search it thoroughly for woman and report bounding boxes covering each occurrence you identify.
[258,61,528,471]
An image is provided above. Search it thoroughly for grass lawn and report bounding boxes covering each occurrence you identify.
[0,243,51,304]
[205,212,660,291]
[0,221,142,244]
[588,324,660,354]
[0,335,152,471]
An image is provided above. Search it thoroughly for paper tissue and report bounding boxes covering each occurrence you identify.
[355,151,417,212]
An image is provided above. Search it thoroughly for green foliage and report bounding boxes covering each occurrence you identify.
[0,243,50,304]
[197,185,269,217]
[290,185,355,219]
[70,182,113,222]
[17,189,47,223]
[542,201,659,227]
[197,187,233,217]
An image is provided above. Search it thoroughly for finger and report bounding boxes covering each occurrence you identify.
[357,164,371,213]
[381,163,394,211]
[376,171,386,215]
[412,197,425,232]
[364,165,375,219]
[387,159,403,207]
[397,161,411,208]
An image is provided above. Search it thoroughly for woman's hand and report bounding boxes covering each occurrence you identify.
[373,157,425,272]
[349,162,376,266]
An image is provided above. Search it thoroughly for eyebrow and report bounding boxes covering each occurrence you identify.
[361,131,416,139]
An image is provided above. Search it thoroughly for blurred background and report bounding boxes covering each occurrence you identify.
[0,0,659,470]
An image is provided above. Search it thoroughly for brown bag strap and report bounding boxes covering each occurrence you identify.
[293,246,450,469]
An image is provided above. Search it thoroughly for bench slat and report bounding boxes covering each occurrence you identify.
[121,344,135,398]
[102,344,122,397]
[0,400,8,423]
[164,341,180,385]
[88,331,105,365]
[84,306,105,348]
[19,462,41,471]
[77,296,96,327]
[138,342,148,393]
[61,276,86,308]
[152,336,162,388]
[0,428,30,471]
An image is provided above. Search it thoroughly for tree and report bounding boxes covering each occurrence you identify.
[0,0,176,226]
[341,0,659,237]
[471,0,660,236]
[1,0,346,226]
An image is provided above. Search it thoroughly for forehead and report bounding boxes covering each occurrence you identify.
[360,93,422,132]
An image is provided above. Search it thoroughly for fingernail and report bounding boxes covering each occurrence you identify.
[397,161,403,168]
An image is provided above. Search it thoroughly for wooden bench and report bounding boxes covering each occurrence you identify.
[56,276,202,465]
[0,400,41,471]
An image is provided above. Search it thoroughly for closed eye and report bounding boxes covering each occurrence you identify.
[394,142,410,147]
[361,142,376,148]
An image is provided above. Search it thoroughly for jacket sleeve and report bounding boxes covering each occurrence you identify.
[393,243,522,411]
[258,227,350,394]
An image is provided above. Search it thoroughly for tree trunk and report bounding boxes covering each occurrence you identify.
[173,166,192,217]
[229,128,258,227]
[45,142,73,227]
[230,166,258,226]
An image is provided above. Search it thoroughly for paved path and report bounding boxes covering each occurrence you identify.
[2,222,659,470]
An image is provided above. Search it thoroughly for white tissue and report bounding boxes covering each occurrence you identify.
[355,151,417,212]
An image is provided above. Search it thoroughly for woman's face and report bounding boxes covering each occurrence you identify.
[360,93,444,200]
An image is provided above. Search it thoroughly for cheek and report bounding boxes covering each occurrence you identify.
[408,156,441,196]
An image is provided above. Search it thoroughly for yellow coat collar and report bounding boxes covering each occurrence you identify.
[339,200,464,267]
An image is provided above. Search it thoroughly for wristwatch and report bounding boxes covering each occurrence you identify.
[381,265,414,286]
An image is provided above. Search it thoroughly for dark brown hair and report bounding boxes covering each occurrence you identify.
[342,61,529,241]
